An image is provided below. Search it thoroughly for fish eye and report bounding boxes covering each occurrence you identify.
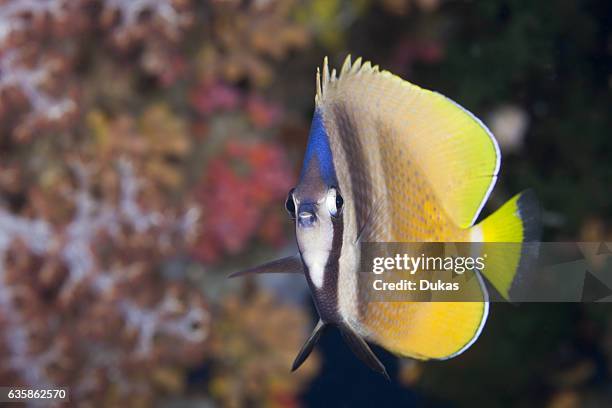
[285,188,296,219]
[326,187,343,217]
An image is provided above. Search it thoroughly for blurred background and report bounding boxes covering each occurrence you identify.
[0,0,611,407]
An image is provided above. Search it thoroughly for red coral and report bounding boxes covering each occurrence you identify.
[192,140,294,264]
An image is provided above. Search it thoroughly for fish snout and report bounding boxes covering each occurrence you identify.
[297,203,317,228]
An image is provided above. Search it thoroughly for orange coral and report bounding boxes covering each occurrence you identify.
[208,291,318,408]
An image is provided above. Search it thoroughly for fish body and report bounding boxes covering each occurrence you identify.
[232,56,539,376]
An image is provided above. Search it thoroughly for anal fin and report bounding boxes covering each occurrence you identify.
[340,325,390,380]
[292,320,326,372]
[229,255,304,278]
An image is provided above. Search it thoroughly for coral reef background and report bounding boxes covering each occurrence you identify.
[0,0,610,407]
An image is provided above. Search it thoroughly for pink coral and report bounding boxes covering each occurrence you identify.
[190,82,241,116]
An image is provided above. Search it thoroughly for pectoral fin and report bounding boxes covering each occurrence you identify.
[292,319,326,372]
[355,197,386,244]
[229,255,304,278]
[340,325,390,380]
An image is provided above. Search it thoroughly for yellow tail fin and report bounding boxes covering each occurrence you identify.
[472,190,540,300]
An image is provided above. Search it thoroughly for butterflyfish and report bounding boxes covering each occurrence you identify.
[231,56,540,379]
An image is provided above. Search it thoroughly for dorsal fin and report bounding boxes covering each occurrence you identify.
[314,55,500,228]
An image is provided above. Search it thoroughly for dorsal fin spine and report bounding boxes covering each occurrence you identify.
[316,56,400,107]
[352,57,362,73]
[341,55,352,74]
[323,56,330,91]
[315,67,322,104]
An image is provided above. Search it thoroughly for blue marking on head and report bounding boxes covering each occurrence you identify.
[300,110,337,186]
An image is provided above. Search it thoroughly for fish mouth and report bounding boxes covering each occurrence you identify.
[297,203,317,228]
